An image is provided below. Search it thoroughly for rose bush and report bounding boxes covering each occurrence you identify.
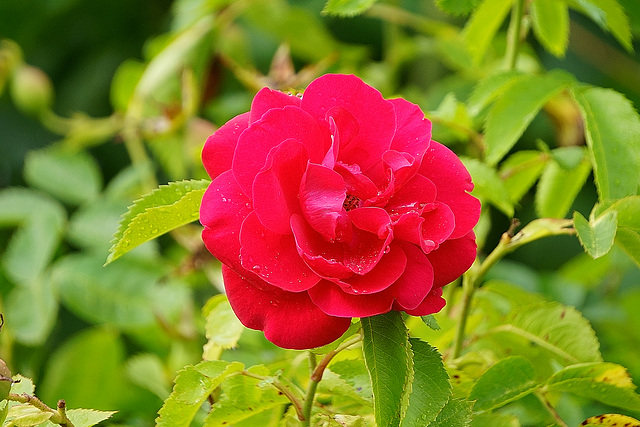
[200,74,480,349]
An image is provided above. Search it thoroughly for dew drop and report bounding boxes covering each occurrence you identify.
[151,228,159,234]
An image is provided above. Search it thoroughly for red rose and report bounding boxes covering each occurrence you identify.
[200,74,480,349]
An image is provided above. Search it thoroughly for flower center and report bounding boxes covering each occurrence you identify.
[343,194,361,212]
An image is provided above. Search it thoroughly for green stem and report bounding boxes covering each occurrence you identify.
[506,0,526,70]
[7,394,75,427]
[240,371,305,420]
[535,390,568,427]
[366,3,456,36]
[451,218,575,359]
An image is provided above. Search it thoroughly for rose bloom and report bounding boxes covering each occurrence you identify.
[200,74,480,350]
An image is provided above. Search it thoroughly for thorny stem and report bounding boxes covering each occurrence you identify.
[7,394,75,427]
[451,218,575,359]
[506,0,526,70]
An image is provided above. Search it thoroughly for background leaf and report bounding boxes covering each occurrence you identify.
[322,0,377,17]
[531,0,570,57]
[462,0,514,64]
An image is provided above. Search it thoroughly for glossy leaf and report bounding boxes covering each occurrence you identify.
[462,0,514,64]
[484,72,571,166]
[535,149,591,218]
[401,339,451,427]
[156,360,244,427]
[462,158,514,216]
[546,362,640,411]
[575,87,640,201]
[574,210,617,259]
[322,0,377,17]
[470,356,540,411]
[531,0,569,57]
[107,179,209,264]
[361,311,413,427]
[23,145,102,205]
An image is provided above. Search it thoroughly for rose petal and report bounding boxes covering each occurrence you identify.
[344,207,393,275]
[202,112,250,180]
[250,87,301,123]
[334,162,379,201]
[389,243,434,311]
[240,212,321,292]
[403,287,446,316]
[426,230,477,288]
[420,141,481,239]
[233,106,328,197]
[389,98,432,161]
[301,74,396,171]
[223,266,351,350]
[299,163,348,241]
[291,214,353,279]
[308,280,394,317]
[386,174,437,212]
[337,243,407,294]
[200,170,252,271]
[419,202,455,254]
[253,139,308,234]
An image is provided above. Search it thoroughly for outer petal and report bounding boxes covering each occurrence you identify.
[301,74,396,171]
[388,243,434,311]
[223,266,351,350]
[389,97,432,161]
[426,231,477,288]
[200,170,252,271]
[404,287,446,316]
[250,87,301,123]
[253,139,308,234]
[202,112,250,180]
[233,106,328,197]
[419,141,481,239]
[240,212,321,292]
[308,280,395,317]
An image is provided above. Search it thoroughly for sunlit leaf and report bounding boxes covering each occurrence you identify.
[322,0,377,17]
[531,0,569,57]
[361,312,413,427]
[462,0,514,64]
[107,179,209,264]
[6,405,53,426]
[202,295,245,361]
[157,360,244,427]
[41,409,118,427]
[470,356,540,411]
[575,87,640,201]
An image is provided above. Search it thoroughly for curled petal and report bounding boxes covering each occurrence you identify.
[420,141,481,239]
[308,280,394,318]
[253,139,308,234]
[233,106,328,197]
[200,170,252,271]
[338,243,407,294]
[250,87,301,123]
[389,97,432,161]
[344,207,393,275]
[301,74,396,170]
[202,112,250,180]
[223,266,351,350]
[334,162,379,201]
[299,163,348,241]
[240,212,321,292]
[419,202,455,254]
[403,287,446,316]
[426,231,477,288]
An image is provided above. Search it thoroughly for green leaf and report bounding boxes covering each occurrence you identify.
[484,72,572,166]
[106,179,209,264]
[462,0,514,64]
[202,295,245,361]
[4,276,57,345]
[427,398,473,427]
[318,369,373,406]
[0,188,66,284]
[6,405,53,426]
[203,365,288,426]
[322,0,377,17]
[361,312,413,427]
[581,414,640,426]
[469,356,540,411]
[471,412,520,427]
[497,302,602,364]
[531,0,570,57]
[535,148,592,218]
[573,209,617,259]
[41,409,117,427]
[462,158,514,217]
[467,71,521,117]
[597,196,640,267]
[329,359,373,402]
[575,87,640,201]
[125,353,171,400]
[67,198,129,251]
[39,328,127,410]
[420,315,441,331]
[546,362,640,411]
[156,360,244,427]
[499,150,548,203]
[569,0,633,51]
[435,0,480,16]
[110,59,144,111]
[401,340,451,427]
[23,145,102,205]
